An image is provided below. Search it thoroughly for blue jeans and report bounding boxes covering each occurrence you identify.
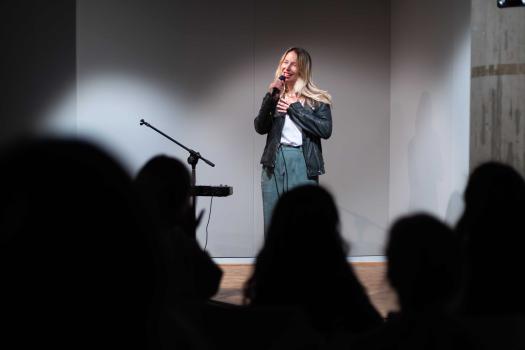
[261,145,318,234]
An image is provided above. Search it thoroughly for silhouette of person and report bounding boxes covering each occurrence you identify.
[244,185,382,337]
[386,213,461,315]
[456,162,525,316]
[338,214,467,350]
[0,138,158,349]
[454,161,525,349]
[133,155,222,304]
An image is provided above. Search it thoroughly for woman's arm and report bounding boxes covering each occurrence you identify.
[288,102,332,139]
[254,93,277,135]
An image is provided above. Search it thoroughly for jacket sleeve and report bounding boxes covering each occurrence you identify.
[288,102,332,139]
[254,93,277,135]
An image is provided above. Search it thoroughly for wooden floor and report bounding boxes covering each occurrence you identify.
[213,262,398,318]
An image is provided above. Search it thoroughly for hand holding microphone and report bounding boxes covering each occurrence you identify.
[269,75,286,99]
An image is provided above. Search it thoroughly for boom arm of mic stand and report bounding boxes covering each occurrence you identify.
[139,118,215,167]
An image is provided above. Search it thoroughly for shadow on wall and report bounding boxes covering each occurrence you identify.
[445,190,464,226]
[408,92,443,214]
[338,206,387,256]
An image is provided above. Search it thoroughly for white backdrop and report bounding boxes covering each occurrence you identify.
[389,0,471,226]
[41,0,470,257]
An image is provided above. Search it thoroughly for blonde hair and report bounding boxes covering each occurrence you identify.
[274,47,332,106]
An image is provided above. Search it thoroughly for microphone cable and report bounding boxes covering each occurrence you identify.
[281,146,289,192]
[273,172,281,199]
[204,195,213,250]
[273,145,290,200]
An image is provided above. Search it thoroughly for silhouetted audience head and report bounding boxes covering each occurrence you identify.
[386,213,461,314]
[457,161,525,238]
[244,185,382,335]
[456,161,525,315]
[134,155,191,231]
[246,185,346,300]
[0,138,157,348]
[264,184,343,258]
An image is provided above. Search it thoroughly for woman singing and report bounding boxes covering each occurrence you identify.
[254,47,333,233]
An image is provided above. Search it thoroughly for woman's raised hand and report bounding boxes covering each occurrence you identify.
[277,94,299,114]
[268,78,285,95]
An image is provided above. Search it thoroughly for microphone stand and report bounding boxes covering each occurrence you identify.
[139,118,215,238]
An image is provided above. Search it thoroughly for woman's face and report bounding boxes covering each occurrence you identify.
[281,50,299,84]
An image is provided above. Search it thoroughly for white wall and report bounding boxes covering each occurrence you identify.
[39,0,471,257]
[389,0,471,227]
[70,0,392,257]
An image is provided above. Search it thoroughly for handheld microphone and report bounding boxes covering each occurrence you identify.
[271,75,286,98]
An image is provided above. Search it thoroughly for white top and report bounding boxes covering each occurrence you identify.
[280,101,303,146]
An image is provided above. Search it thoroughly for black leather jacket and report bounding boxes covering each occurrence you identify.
[254,93,332,178]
